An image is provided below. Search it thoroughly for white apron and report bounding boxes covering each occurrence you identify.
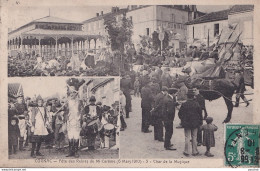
[67,99,81,139]
[34,107,48,136]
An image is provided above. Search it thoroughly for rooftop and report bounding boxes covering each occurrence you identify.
[9,16,82,35]
[185,9,230,25]
[33,16,80,24]
[82,8,128,24]
[229,5,254,14]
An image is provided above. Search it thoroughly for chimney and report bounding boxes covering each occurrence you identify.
[96,13,99,17]
[101,11,103,15]
[112,7,116,13]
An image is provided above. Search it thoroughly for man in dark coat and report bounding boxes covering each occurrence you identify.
[162,88,178,150]
[141,80,153,133]
[233,70,249,107]
[120,75,132,118]
[194,88,207,146]
[151,86,168,142]
[178,89,203,156]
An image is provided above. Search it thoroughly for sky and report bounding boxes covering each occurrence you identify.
[9,77,67,99]
[8,5,230,30]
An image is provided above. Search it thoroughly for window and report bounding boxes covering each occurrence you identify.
[214,23,219,37]
[146,28,150,36]
[171,14,175,22]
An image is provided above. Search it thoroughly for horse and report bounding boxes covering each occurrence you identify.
[178,64,237,123]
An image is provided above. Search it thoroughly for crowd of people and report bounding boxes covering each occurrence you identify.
[119,49,250,156]
[8,49,120,77]
[8,82,119,158]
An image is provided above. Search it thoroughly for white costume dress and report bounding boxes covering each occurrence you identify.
[67,99,81,139]
[34,107,48,136]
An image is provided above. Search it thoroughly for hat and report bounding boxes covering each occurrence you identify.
[168,88,178,94]
[36,95,43,102]
[96,101,102,106]
[16,92,24,98]
[206,117,213,124]
[161,86,169,92]
[67,78,86,91]
[89,96,96,102]
[11,116,19,123]
[112,101,119,107]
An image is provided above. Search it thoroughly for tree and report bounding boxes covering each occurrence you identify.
[104,13,133,52]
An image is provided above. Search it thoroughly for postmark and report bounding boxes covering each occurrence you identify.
[224,124,259,167]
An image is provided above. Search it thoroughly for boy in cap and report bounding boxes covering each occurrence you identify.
[201,117,218,157]
[8,117,20,155]
[83,95,101,150]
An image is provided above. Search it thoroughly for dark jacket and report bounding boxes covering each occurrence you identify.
[8,124,20,146]
[162,94,177,122]
[195,94,206,110]
[153,92,166,117]
[141,85,153,109]
[178,99,203,129]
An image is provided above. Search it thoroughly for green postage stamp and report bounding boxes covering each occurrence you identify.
[225,124,259,167]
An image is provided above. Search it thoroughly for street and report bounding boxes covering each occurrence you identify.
[120,88,253,159]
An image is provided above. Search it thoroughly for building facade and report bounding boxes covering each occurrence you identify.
[126,5,200,51]
[82,7,128,50]
[82,5,204,52]
[186,5,254,46]
[8,16,101,58]
[82,78,120,107]
[228,5,254,46]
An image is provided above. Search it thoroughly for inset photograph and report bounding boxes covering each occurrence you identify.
[8,77,120,159]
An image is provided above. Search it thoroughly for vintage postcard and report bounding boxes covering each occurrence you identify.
[0,0,259,168]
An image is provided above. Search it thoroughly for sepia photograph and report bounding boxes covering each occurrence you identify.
[8,77,120,159]
[1,0,259,168]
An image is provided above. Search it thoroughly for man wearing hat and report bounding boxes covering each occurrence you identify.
[151,86,168,142]
[162,88,178,150]
[14,93,28,151]
[65,78,85,157]
[83,95,101,151]
[233,70,249,107]
[30,95,49,158]
[120,75,132,118]
[141,80,153,133]
[178,89,203,156]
